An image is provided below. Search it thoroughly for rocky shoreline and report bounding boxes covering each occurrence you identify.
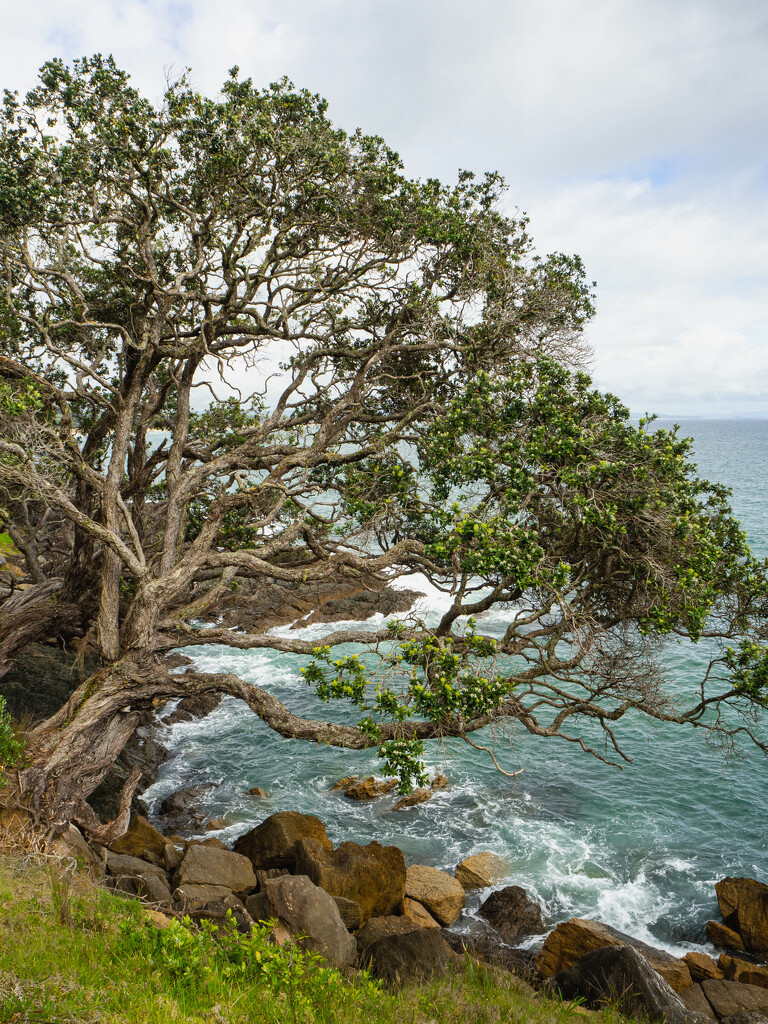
[4,799,767,1024]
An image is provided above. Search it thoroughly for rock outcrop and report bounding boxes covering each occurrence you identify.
[295,838,406,924]
[364,928,459,985]
[713,879,768,958]
[455,851,508,891]
[234,812,332,871]
[477,885,545,944]
[404,865,465,927]
[535,917,692,993]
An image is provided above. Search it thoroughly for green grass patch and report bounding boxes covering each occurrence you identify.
[0,855,633,1024]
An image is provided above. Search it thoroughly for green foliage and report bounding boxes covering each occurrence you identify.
[0,696,22,781]
[726,641,768,706]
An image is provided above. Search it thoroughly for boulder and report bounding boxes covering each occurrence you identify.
[680,983,717,1019]
[109,815,167,865]
[685,952,725,982]
[390,774,448,812]
[163,843,183,872]
[720,957,768,990]
[716,879,768,958]
[174,882,232,908]
[535,918,692,993]
[478,885,545,944]
[701,980,768,1020]
[329,776,359,791]
[343,777,397,801]
[545,944,690,1022]
[295,837,405,923]
[356,916,422,965]
[455,851,508,891]
[247,787,270,798]
[134,873,172,904]
[105,851,169,881]
[708,921,747,952]
[174,844,256,895]
[233,811,332,871]
[258,874,356,968]
[159,784,216,831]
[404,865,465,927]
[720,1016,768,1024]
[48,824,103,877]
[254,867,290,890]
[333,896,363,931]
[443,931,538,979]
[402,897,440,928]
[206,818,227,831]
[365,928,458,985]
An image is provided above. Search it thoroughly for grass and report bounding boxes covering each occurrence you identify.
[0,853,634,1024]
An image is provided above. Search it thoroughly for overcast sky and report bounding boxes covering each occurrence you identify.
[4,0,768,416]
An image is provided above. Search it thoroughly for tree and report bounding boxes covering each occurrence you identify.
[1,56,767,837]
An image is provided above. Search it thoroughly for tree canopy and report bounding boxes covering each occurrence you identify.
[1,56,767,834]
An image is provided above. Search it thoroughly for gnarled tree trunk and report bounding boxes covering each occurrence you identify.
[0,581,82,679]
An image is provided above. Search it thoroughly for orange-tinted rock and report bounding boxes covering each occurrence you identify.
[404,865,465,927]
[295,838,406,924]
[402,897,441,928]
[719,954,768,989]
[715,878,768,957]
[683,951,724,982]
[455,852,508,890]
[234,811,332,871]
[535,918,692,993]
[707,919,746,952]
[109,815,167,865]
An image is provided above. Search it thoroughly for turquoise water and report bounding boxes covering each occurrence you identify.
[144,419,768,955]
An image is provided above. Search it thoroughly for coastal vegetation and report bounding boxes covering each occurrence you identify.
[0,55,767,840]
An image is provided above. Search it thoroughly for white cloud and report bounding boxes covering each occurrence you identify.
[3,0,768,415]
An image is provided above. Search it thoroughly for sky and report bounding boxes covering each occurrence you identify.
[3,0,768,417]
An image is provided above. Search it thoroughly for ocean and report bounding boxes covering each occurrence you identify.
[143,419,768,955]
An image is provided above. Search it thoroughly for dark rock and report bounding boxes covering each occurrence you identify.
[443,931,537,979]
[478,885,545,944]
[173,883,232,908]
[702,980,768,1019]
[536,917,693,993]
[174,844,256,895]
[356,916,422,965]
[163,692,223,725]
[105,851,169,880]
[234,811,332,871]
[158,784,216,832]
[333,896,363,931]
[720,1015,768,1024]
[134,872,172,905]
[295,837,406,924]
[546,944,689,1022]
[245,891,272,922]
[258,874,356,968]
[365,928,458,985]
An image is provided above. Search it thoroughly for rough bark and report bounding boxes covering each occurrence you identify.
[0,581,82,680]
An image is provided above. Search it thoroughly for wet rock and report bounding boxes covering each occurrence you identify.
[295,838,406,924]
[109,814,167,865]
[720,957,768,990]
[684,952,725,982]
[365,928,459,986]
[162,692,223,726]
[455,851,509,891]
[356,916,422,965]
[404,865,465,927]
[701,980,768,1020]
[343,777,397,801]
[234,811,332,871]
[680,982,718,1019]
[545,944,690,1022]
[477,885,545,944]
[206,818,227,831]
[158,783,216,832]
[708,921,747,953]
[247,787,270,798]
[716,879,768,958]
[329,776,359,792]
[174,843,256,896]
[402,897,440,928]
[535,917,693,993]
[390,774,448,812]
[258,874,356,968]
